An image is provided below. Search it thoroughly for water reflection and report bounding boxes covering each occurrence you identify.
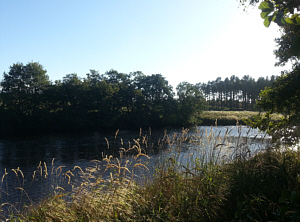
[0,126,270,215]
[155,126,271,170]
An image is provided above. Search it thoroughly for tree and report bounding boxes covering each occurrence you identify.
[241,0,300,144]
[1,62,50,114]
[246,68,300,144]
[176,82,206,125]
[240,0,300,27]
[133,74,175,127]
[0,62,50,134]
[241,1,300,62]
[198,75,270,111]
[274,21,300,66]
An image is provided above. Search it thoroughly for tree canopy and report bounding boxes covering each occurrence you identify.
[0,63,207,136]
[240,0,300,26]
[199,75,277,111]
[241,0,300,144]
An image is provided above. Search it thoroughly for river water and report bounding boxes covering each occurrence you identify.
[0,125,270,215]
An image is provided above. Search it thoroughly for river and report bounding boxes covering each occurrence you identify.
[0,125,270,215]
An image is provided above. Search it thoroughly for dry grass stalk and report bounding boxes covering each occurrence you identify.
[3,127,296,221]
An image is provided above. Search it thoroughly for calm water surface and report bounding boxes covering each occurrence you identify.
[0,125,270,214]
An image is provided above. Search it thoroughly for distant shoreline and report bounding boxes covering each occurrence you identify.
[0,111,282,138]
[198,111,282,126]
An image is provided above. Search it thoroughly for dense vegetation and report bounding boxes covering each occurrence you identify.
[1,1,300,221]
[0,64,206,136]
[198,110,282,125]
[3,128,299,221]
[240,0,300,144]
[0,62,279,137]
[198,75,277,111]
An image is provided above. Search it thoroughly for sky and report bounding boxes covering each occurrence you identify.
[0,0,292,89]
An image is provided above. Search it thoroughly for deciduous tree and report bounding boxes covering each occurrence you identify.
[241,0,300,144]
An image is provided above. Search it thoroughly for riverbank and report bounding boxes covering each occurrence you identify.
[4,128,299,221]
[198,111,282,126]
[0,110,281,139]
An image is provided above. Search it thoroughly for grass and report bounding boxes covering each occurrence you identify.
[198,111,283,125]
[1,126,299,221]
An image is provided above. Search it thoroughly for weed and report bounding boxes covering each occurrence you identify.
[1,127,299,221]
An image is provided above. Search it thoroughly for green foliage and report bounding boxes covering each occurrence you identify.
[199,75,276,111]
[246,66,300,144]
[241,0,300,27]
[1,62,50,114]
[176,81,206,125]
[0,64,206,135]
[274,23,300,66]
[241,0,300,65]
[222,149,300,221]
[241,1,300,65]
[240,0,300,145]
[3,128,300,221]
[275,190,300,221]
[0,62,51,133]
[259,0,288,27]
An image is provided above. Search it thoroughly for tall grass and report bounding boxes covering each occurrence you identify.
[1,126,300,221]
[198,111,282,125]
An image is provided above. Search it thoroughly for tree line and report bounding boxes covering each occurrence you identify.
[0,63,206,136]
[0,61,288,137]
[199,75,277,111]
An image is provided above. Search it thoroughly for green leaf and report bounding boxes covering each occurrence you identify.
[259,1,274,10]
[259,1,269,10]
[285,14,300,25]
[278,17,286,26]
[264,16,272,27]
[286,17,294,24]
[296,16,300,25]
[291,14,298,20]
[261,11,272,19]
[274,11,286,26]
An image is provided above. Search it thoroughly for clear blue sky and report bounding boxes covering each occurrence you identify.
[0,0,291,89]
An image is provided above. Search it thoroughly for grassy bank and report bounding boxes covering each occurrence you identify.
[198,111,282,126]
[2,128,300,221]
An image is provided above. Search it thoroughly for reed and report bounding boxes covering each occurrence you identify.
[1,126,299,221]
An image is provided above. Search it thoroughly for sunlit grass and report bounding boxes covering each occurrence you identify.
[1,126,299,221]
[199,111,282,125]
